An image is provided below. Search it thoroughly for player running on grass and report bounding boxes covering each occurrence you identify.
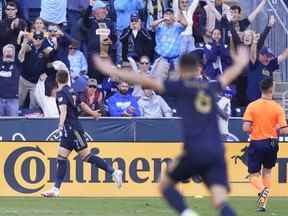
[243,78,288,212]
[41,70,123,197]
[93,46,249,216]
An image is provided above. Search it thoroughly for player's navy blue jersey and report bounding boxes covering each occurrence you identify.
[56,85,83,131]
[164,78,223,154]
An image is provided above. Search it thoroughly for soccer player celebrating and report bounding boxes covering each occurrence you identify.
[93,47,249,216]
[243,78,288,212]
[42,70,123,197]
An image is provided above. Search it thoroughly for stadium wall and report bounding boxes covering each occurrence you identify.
[0,118,248,142]
[1,142,288,197]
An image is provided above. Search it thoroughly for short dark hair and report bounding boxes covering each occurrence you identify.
[230,5,241,13]
[6,1,18,9]
[56,70,69,84]
[260,78,273,92]
[179,51,203,71]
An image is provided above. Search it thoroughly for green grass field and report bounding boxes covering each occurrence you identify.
[0,197,287,216]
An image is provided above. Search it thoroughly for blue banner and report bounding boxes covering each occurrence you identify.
[0,117,248,142]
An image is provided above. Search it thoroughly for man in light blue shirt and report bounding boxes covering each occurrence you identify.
[153,8,187,59]
[68,42,88,93]
[151,8,187,79]
[40,0,67,24]
[114,0,144,67]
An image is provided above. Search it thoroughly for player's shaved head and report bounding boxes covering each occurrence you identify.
[179,51,203,76]
[56,70,69,84]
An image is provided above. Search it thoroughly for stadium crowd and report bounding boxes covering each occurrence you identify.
[0,0,288,122]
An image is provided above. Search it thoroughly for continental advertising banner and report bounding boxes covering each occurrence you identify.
[0,142,288,197]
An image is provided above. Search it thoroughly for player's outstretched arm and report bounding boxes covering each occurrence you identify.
[93,56,165,92]
[219,46,250,88]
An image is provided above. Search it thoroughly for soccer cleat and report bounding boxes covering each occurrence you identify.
[113,170,123,188]
[256,207,266,212]
[256,187,269,209]
[41,187,60,198]
[180,209,199,216]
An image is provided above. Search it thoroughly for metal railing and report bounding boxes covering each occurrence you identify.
[266,0,288,80]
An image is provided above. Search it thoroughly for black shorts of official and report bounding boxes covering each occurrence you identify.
[168,151,229,191]
[248,139,279,174]
[60,126,88,152]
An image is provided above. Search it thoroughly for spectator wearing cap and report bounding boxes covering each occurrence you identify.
[0,1,27,50]
[138,89,173,118]
[18,31,55,109]
[203,28,232,80]
[101,75,134,99]
[247,47,288,103]
[114,0,144,67]
[40,0,67,25]
[120,13,152,63]
[80,78,106,116]
[227,16,275,109]
[229,15,275,52]
[82,0,116,82]
[68,41,88,92]
[106,81,140,117]
[173,0,199,54]
[151,8,187,80]
[0,44,21,116]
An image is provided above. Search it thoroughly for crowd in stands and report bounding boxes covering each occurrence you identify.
[0,0,288,126]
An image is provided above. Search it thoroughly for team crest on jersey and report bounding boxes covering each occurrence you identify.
[38,53,44,58]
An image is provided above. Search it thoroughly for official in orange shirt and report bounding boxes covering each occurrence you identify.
[243,78,288,212]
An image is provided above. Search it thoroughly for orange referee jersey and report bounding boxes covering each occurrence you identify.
[243,98,287,140]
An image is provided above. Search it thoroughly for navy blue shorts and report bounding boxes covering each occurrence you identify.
[168,151,229,190]
[248,139,279,174]
[60,126,88,152]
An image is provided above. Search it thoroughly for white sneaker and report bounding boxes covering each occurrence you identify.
[181,209,199,216]
[113,170,123,188]
[41,187,60,197]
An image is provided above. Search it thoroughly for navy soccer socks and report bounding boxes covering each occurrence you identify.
[86,154,114,175]
[55,158,68,189]
[219,203,237,216]
[162,185,187,214]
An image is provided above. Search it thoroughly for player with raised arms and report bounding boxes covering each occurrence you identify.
[41,69,123,197]
[93,46,249,216]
